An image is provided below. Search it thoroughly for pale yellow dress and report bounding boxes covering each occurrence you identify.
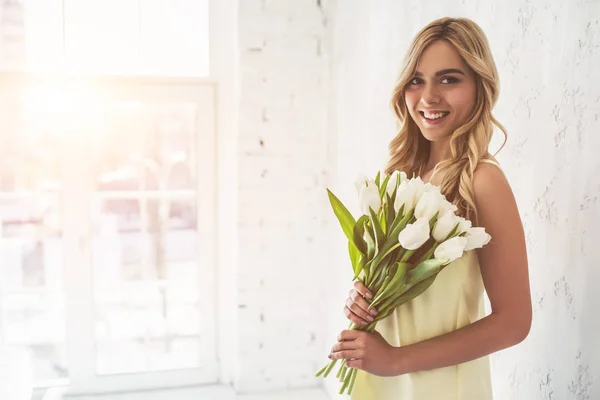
[350,160,499,400]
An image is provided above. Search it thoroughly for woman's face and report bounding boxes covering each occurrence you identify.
[404,40,477,143]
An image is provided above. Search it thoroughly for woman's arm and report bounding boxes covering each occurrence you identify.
[330,162,532,376]
[392,161,532,374]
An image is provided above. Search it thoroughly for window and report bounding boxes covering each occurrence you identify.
[9,0,209,77]
[0,0,218,394]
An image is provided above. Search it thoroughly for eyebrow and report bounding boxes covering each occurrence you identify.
[414,68,465,77]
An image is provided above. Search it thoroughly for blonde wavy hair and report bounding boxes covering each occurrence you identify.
[384,17,507,223]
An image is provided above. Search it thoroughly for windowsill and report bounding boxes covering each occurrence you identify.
[40,385,330,400]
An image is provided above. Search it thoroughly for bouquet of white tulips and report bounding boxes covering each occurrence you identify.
[315,170,491,395]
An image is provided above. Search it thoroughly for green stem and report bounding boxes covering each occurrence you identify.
[400,249,415,262]
[413,243,439,266]
[338,363,348,381]
[336,361,345,379]
[339,369,351,394]
[347,368,358,395]
[315,363,329,377]
[322,359,338,378]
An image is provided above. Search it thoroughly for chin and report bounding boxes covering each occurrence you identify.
[419,129,452,143]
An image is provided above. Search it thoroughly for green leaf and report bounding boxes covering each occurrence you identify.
[374,209,414,264]
[364,226,376,259]
[389,204,404,232]
[363,259,374,284]
[406,258,446,286]
[379,242,402,262]
[375,171,381,187]
[370,262,410,308]
[348,241,362,276]
[379,207,387,234]
[378,275,437,317]
[379,175,391,199]
[385,193,396,233]
[352,255,366,280]
[352,215,369,255]
[369,208,385,252]
[397,275,437,304]
[390,208,413,240]
[428,211,440,230]
[327,189,356,243]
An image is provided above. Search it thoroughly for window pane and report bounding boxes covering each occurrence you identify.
[91,197,201,375]
[64,0,209,76]
[90,102,197,192]
[138,0,210,77]
[20,0,65,72]
[1,0,209,76]
[88,98,203,375]
[0,91,67,382]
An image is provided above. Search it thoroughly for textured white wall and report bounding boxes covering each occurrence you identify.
[326,1,600,399]
[234,0,333,393]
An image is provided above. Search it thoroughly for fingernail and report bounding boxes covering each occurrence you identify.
[365,292,373,299]
[361,320,368,325]
[370,308,378,316]
[328,354,332,359]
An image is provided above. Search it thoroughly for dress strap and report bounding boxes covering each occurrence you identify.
[479,158,505,175]
[480,158,501,168]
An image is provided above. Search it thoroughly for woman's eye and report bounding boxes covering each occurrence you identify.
[409,77,422,85]
[441,76,459,84]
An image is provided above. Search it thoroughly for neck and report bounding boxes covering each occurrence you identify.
[425,138,452,170]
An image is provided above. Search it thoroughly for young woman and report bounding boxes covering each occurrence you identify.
[328,17,532,399]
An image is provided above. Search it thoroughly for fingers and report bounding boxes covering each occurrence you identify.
[353,280,373,300]
[344,304,363,326]
[331,338,361,353]
[345,287,378,326]
[329,349,364,361]
[345,298,374,325]
[346,358,364,369]
[349,289,376,316]
[337,329,363,342]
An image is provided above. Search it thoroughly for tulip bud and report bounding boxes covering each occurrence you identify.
[385,170,407,197]
[358,181,381,215]
[414,190,456,221]
[464,227,492,251]
[354,175,369,195]
[432,211,460,242]
[398,217,430,250]
[434,236,468,263]
[394,177,425,214]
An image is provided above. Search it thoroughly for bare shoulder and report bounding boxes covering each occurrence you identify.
[472,160,511,200]
[472,160,523,240]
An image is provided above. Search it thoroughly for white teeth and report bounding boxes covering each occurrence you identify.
[423,112,448,120]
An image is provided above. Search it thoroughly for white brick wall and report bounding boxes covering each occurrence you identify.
[327,1,600,399]
[234,0,333,393]
[226,2,598,398]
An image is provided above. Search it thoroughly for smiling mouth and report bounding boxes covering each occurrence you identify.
[419,111,450,124]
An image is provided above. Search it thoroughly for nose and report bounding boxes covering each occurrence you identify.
[421,84,441,105]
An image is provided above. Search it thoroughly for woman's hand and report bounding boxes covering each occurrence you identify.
[344,280,378,326]
[329,329,402,377]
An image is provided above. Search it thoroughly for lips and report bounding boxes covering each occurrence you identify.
[419,111,450,126]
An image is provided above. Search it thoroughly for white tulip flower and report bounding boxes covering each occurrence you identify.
[457,217,472,234]
[423,182,442,194]
[398,217,430,250]
[464,227,492,251]
[358,181,381,215]
[434,236,468,263]
[394,177,426,213]
[385,170,407,197]
[432,211,461,242]
[354,175,370,195]
[414,190,457,220]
